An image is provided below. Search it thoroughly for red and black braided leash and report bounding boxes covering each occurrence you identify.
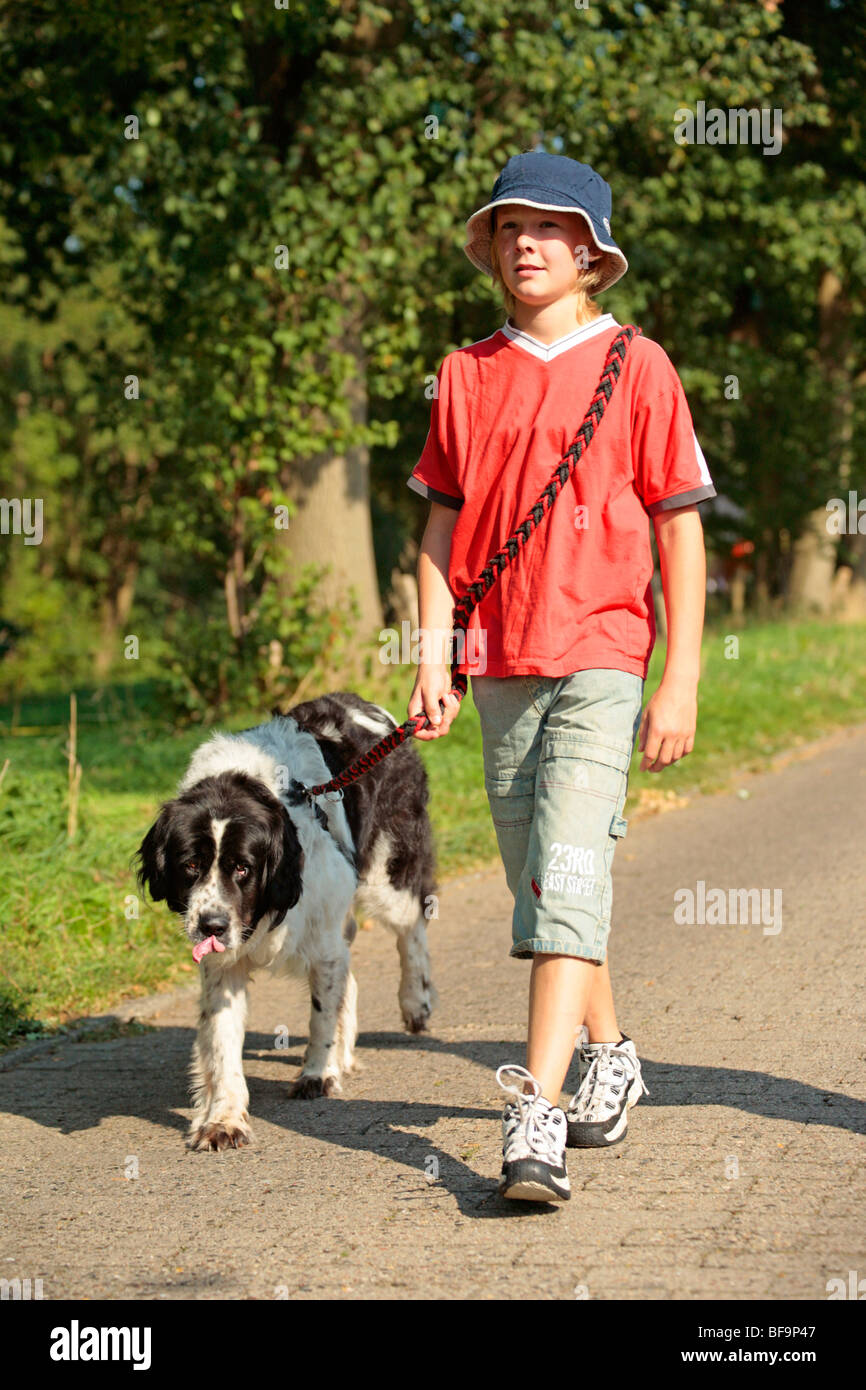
[288,324,641,811]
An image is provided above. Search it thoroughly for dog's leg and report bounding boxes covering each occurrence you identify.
[333,967,359,1078]
[394,910,438,1034]
[188,958,252,1151]
[338,909,360,1071]
[353,882,437,1033]
[289,948,354,1099]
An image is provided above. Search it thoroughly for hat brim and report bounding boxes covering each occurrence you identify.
[464,198,628,293]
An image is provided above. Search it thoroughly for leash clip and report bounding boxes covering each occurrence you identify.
[287,777,316,807]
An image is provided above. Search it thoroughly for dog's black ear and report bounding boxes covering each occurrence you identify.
[259,807,304,927]
[135,806,174,903]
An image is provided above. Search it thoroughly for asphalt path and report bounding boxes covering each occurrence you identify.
[1,723,864,1300]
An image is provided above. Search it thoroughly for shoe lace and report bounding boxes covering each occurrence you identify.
[496,1064,560,1157]
[573,1042,650,1119]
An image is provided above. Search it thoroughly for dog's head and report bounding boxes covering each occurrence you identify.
[135,772,304,955]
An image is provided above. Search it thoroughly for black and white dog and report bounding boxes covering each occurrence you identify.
[135,692,438,1152]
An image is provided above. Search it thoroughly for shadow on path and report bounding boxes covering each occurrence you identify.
[1,1023,862,1222]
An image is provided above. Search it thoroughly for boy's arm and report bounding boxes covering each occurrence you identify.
[408,500,462,740]
[639,504,707,772]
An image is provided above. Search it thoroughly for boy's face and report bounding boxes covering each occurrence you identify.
[494,203,602,306]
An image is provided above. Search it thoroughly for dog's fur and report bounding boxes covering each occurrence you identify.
[135,692,438,1151]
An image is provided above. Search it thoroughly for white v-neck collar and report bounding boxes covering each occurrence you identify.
[500,312,618,362]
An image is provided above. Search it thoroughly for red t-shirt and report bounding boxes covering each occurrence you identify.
[407,313,716,679]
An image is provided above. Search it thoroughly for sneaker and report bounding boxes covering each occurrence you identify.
[496,1064,570,1202]
[564,1033,649,1148]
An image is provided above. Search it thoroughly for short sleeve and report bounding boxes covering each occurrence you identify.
[407,357,464,511]
[632,374,716,516]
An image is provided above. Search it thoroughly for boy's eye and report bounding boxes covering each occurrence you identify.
[501,219,559,229]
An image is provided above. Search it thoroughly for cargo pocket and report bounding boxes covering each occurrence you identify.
[483,773,535,901]
[485,784,535,828]
[537,730,633,802]
[527,734,631,924]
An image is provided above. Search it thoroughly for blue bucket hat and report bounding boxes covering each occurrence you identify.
[464,151,628,294]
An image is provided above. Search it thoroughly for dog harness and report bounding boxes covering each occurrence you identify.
[287,324,641,812]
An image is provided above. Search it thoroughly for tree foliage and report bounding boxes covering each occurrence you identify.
[0,0,863,713]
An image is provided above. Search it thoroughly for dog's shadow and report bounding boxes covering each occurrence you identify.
[248,1030,866,1216]
[2,1025,863,1219]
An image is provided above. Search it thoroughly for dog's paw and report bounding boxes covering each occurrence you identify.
[288,1073,339,1100]
[187,1120,252,1152]
[402,1003,431,1034]
[400,976,437,1034]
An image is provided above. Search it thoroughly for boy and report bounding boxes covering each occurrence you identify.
[406,152,715,1202]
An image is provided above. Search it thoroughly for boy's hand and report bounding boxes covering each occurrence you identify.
[408,667,462,741]
[638,676,697,772]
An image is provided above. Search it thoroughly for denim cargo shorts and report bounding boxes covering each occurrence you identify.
[471,669,645,964]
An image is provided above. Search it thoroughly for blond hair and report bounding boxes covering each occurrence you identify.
[488,208,607,325]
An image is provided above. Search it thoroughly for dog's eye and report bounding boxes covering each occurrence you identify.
[184,861,199,876]
[234,863,249,880]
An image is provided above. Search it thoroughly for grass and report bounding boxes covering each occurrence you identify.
[1,615,864,1047]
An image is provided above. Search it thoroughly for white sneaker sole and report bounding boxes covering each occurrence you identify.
[500,1177,570,1203]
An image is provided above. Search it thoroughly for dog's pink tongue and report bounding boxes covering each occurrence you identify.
[192,935,226,964]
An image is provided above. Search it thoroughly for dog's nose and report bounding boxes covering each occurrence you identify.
[198,911,230,937]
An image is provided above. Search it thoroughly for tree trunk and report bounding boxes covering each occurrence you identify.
[787,506,838,614]
[224,501,245,641]
[787,269,849,612]
[92,451,156,679]
[833,531,866,621]
[280,319,383,642]
[94,558,139,678]
[729,565,747,621]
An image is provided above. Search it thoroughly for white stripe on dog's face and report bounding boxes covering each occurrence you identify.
[186,817,247,949]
